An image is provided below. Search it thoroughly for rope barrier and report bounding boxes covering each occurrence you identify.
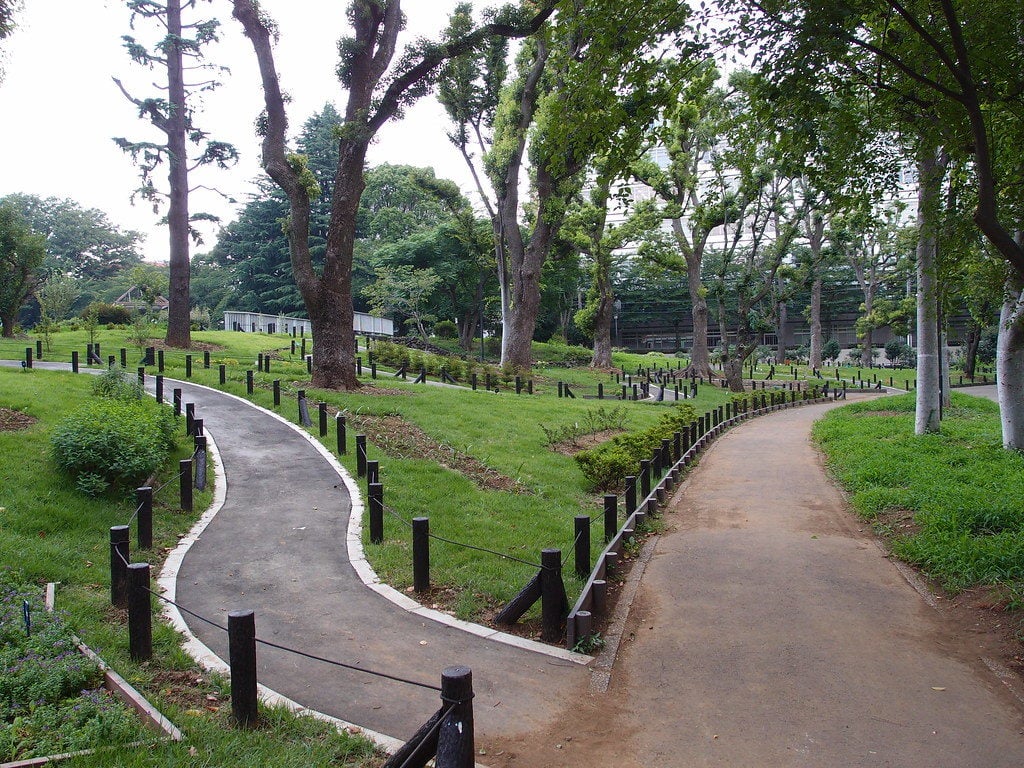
[382,501,546,570]
[141,586,229,633]
[253,636,441,692]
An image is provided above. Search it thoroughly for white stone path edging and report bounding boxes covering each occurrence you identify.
[155,380,588,748]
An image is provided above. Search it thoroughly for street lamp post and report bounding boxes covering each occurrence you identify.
[613,298,622,348]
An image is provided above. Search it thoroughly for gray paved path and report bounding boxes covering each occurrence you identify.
[162,380,590,746]
[506,399,1024,767]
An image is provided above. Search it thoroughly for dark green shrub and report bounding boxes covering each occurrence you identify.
[574,403,698,491]
[51,398,176,495]
[433,320,458,339]
[81,302,131,326]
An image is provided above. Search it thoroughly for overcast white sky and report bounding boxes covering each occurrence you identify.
[0,0,478,261]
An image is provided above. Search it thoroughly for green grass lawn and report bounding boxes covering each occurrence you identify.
[813,391,1024,594]
[0,367,381,767]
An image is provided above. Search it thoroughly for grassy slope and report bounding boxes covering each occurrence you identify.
[813,391,1024,592]
[0,367,380,767]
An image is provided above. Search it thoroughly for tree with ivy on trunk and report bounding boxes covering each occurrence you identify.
[114,0,238,349]
[0,203,45,338]
[231,0,557,389]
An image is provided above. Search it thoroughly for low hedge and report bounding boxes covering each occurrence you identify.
[574,403,698,491]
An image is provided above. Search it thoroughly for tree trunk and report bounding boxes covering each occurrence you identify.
[940,327,951,409]
[164,0,191,348]
[915,149,942,435]
[963,322,980,378]
[775,299,787,365]
[503,239,545,371]
[591,295,613,368]
[809,275,823,369]
[1,312,14,337]
[997,275,1024,450]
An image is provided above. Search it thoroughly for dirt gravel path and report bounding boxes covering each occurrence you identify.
[489,400,1024,767]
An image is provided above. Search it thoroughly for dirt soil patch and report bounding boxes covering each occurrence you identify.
[549,428,624,456]
[345,412,527,493]
[0,407,36,431]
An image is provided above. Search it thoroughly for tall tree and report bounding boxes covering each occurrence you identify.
[725,0,1024,447]
[630,62,729,378]
[1,194,143,280]
[0,203,45,337]
[114,0,238,348]
[231,0,556,389]
[485,1,692,370]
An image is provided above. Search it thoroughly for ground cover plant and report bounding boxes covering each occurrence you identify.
[0,572,152,762]
[0,367,381,767]
[813,392,1024,593]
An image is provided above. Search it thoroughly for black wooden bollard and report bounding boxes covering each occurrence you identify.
[485,372,492,390]
[158,350,164,372]
[540,549,565,643]
[120,348,127,368]
[291,339,296,355]
[371,362,377,379]
[413,517,430,593]
[228,610,258,728]
[127,563,152,662]
[185,354,192,378]
[110,525,130,608]
[24,347,32,369]
[574,515,591,580]
[575,611,593,645]
[336,414,346,455]
[306,355,312,374]
[436,666,475,768]
[356,435,367,477]
[219,364,226,385]
[593,580,608,616]
[558,381,563,398]
[598,382,604,399]
[357,357,362,376]
[71,350,79,373]
[154,375,164,404]
[180,459,193,512]
[263,353,271,372]
[185,403,195,436]
[194,435,207,491]
[272,379,280,406]
[515,376,522,395]
[621,384,628,400]
[136,486,153,550]
[471,372,478,391]
[368,482,384,544]
[138,367,145,386]
[301,338,307,357]
[257,353,264,372]
[366,459,379,486]
[661,438,672,469]
[625,475,637,516]
[673,431,682,462]
[319,402,328,437]
[604,494,617,542]
[36,339,42,359]
[246,370,254,395]
[173,388,182,416]
[297,391,312,427]
[204,350,211,369]
[86,343,93,365]
[640,459,652,501]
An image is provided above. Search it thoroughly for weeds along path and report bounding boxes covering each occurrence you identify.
[490,398,1024,768]
[158,380,591,746]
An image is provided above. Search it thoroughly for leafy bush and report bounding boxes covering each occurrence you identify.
[81,302,131,326]
[574,403,698,491]
[91,367,144,401]
[433,320,458,339]
[51,397,176,495]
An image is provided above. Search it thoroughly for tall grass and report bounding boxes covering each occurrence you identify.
[813,392,1024,591]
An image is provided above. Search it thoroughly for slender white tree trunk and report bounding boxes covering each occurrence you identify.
[915,149,942,435]
[997,275,1024,450]
[940,327,951,409]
